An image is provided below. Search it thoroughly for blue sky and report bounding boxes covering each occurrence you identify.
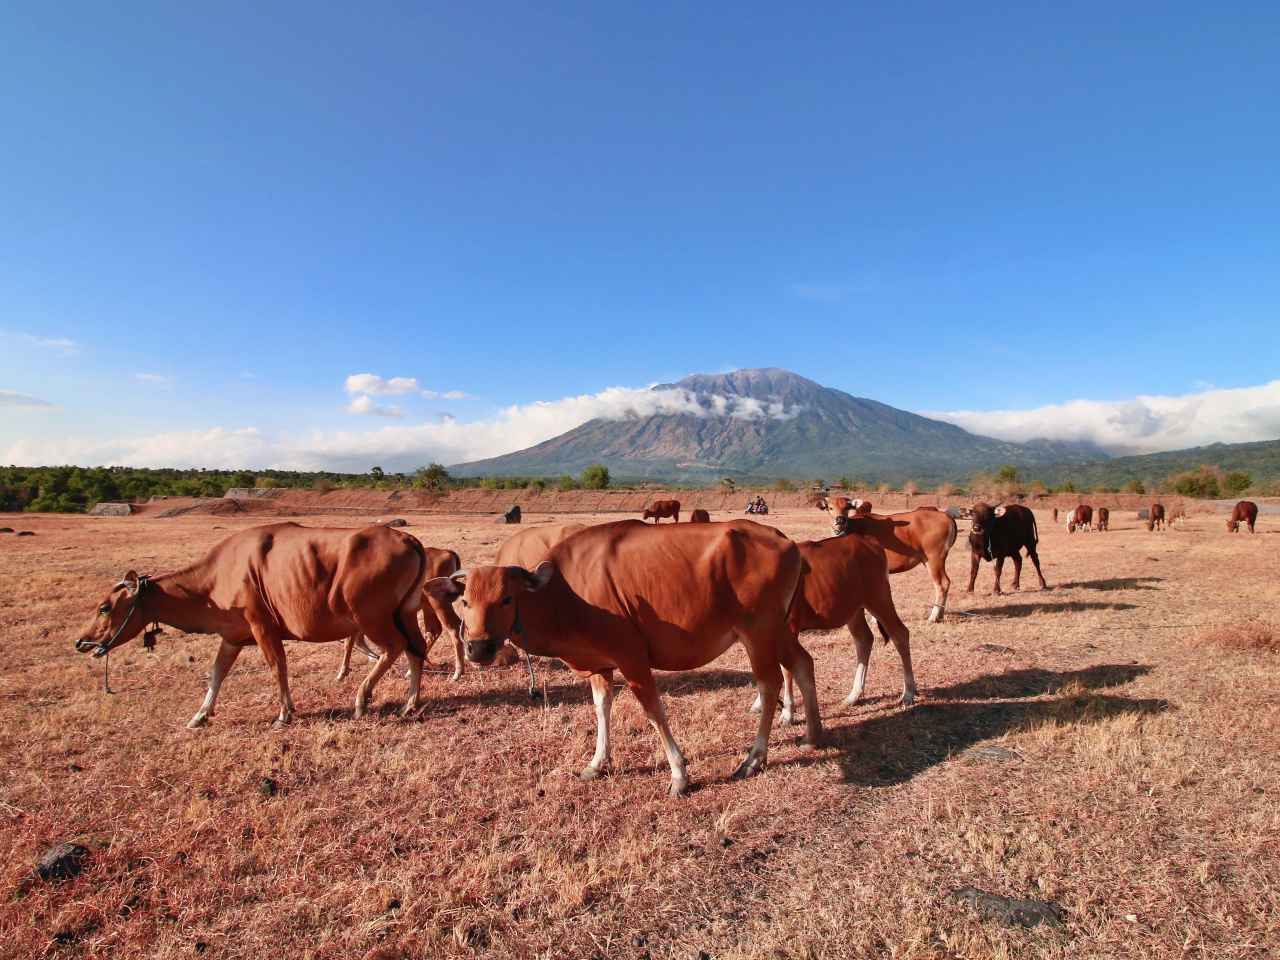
[3,2,1278,470]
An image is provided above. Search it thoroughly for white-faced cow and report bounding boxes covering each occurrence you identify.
[967,503,1047,594]
[1147,502,1166,531]
[1228,500,1258,533]
[1068,504,1093,533]
[76,523,431,728]
[424,519,817,797]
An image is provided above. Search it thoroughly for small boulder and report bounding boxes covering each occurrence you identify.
[16,530,35,537]
[35,842,90,882]
[0,526,13,533]
[380,518,409,528]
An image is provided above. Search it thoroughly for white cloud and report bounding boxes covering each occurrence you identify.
[928,380,1280,454]
[20,333,79,354]
[346,395,403,418]
[420,388,469,400]
[134,372,173,385]
[0,390,55,409]
[344,373,420,396]
[2,382,806,471]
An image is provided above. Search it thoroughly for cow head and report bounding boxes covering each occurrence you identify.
[1227,518,1238,532]
[75,571,150,657]
[967,502,997,561]
[424,562,556,664]
[851,499,872,516]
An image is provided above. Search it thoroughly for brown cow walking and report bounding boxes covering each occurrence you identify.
[642,499,681,523]
[338,545,464,681]
[1228,500,1258,533]
[425,519,817,797]
[1096,506,1110,531]
[1147,502,1166,531]
[76,523,431,728]
[834,508,956,622]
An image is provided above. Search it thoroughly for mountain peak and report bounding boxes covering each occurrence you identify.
[655,368,827,402]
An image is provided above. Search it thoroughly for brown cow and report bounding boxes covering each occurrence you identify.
[826,497,873,517]
[338,546,463,681]
[75,523,431,728]
[642,499,681,523]
[688,509,711,523]
[1147,502,1166,531]
[1052,507,1059,524]
[1096,506,1110,531]
[424,519,816,797]
[763,529,914,719]
[1068,504,1093,532]
[1228,500,1258,533]
[834,508,956,622]
[491,522,589,670]
[967,503,1047,594]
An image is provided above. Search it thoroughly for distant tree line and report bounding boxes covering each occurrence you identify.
[1,457,1266,515]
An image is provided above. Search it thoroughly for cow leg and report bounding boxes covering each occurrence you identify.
[621,666,689,797]
[336,636,355,681]
[580,671,616,780]
[966,550,980,592]
[1026,545,1048,590]
[865,592,916,705]
[424,603,463,682]
[354,639,404,719]
[1011,553,1024,591]
[840,614,876,707]
[781,638,822,746]
[249,622,296,728]
[926,555,951,623]
[992,557,1005,595]
[734,641,783,782]
[187,638,247,729]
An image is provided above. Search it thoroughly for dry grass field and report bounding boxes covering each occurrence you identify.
[1,507,1277,959]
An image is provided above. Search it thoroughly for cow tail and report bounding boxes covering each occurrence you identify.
[394,533,430,659]
[1030,511,1039,546]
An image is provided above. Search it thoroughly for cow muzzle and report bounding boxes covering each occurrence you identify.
[75,637,98,654]
[464,637,501,665]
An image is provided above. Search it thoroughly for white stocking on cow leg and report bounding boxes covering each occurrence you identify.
[187,638,246,729]
[580,671,616,780]
[840,615,876,708]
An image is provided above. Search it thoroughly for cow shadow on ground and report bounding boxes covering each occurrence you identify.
[807,691,1171,786]
[1054,577,1164,591]
[927,663,1152,701]
[964,600,1138,618]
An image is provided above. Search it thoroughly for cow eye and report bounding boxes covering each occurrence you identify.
[460,599,469,608]
[501,596,512,606]
[99,603,111,615]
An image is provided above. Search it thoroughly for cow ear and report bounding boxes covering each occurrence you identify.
[115,570,140,592]
[424,576,464,600]
[521,561,555,591]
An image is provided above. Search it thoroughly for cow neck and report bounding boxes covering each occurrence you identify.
[141,564,226,636]
[509,578,568,659]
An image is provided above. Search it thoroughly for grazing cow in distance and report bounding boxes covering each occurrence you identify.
[1052,507,1059,524]
[424,519,817,797]
[1096,506,1110,531]
[1068,504,1093,532]
[967,503,1047,594]
[1148,502,1166,531]
[834,508,957,622]
[338,545,464,682]
[498,505,522,524]
[75,523,431,728]
[689,509,711,523]
[642,499,681,523]
[1228,500,1258,533]
[1168,503,1186,526]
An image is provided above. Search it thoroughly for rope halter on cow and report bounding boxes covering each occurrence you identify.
[96,574,155,693]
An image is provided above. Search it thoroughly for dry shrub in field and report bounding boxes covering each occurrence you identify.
[1199,620,1279,652]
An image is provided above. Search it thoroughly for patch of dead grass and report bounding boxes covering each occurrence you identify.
[1198,620,1279,652]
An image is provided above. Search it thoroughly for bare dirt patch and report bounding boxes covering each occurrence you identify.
[0,508,1276,958]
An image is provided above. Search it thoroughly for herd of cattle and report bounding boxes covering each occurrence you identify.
[73,495,1261,796]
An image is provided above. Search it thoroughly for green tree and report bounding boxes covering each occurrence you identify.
[557,475,577,492]
[1124,479,1146,494]
[580,464,610,490]
[996,464,1019,484]
[720,477,736,493]
[414,463,450,490]
[1223,471,1252,496]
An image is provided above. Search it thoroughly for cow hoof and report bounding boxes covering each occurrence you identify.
[449,669,463,682]
[899,691,917,706]
[271,717,291,730]
[730,754,765,781]
[801,727,824,749]
[353,706,367,720]
[579,765,607,782]
[668,778,690,798]
[186,714,208,729]
[747,694,763,714]
[779,709,799,726]
[839,694,863,710]
[334,669,348,682]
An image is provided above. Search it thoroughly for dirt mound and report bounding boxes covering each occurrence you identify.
[156,499,248,518]
[89,502,134,516]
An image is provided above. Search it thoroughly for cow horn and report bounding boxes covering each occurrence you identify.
[522,561,555,591]
[450,570,468,582]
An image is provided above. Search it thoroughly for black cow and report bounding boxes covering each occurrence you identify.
[498,504,522,524]
[966,502,1047,595]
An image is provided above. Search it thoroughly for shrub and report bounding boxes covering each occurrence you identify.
[1169,465,1221,499]
[557,475,577,492]
[415,463,451,490]
[996,465,1019,484]
[1223,471,1252,497]
[773,478,795,492]
[580,464,610,490]
[720,478,736,492]
[1125,479,1146,494]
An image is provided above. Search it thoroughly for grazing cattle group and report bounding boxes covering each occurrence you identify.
[72,485,1261,796]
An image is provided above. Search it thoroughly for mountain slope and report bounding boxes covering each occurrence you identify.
[1028,438,1280,489]
[453,369,1106,483]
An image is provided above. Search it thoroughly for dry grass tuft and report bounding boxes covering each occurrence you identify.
[1199,620,1279,652]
